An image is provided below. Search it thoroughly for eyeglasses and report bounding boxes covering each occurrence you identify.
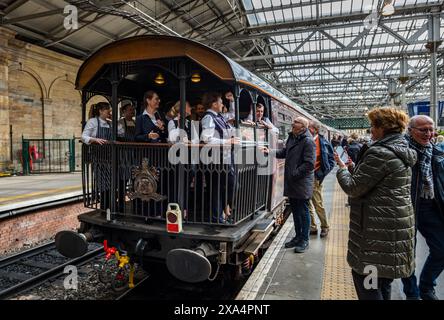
[410,127,434,134]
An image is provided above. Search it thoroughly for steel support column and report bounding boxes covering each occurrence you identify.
[428,13,441,127]
[177,61,186,211]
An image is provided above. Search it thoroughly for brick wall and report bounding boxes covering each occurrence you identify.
[0,202,91,255]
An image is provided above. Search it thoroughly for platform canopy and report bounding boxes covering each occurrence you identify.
[1,0,443,119]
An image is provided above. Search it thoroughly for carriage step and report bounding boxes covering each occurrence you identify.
[252,218,274,233]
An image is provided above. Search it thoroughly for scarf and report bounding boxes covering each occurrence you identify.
[407,134,434,199]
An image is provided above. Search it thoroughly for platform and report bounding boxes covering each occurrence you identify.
[0,173,82,213]
[237,169,444,300]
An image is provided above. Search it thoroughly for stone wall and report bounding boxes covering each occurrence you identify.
[0,27,82,171]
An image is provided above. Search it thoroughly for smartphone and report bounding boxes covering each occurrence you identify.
[340,149,349,162]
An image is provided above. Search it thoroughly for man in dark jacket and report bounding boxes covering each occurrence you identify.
[263,117,316,253]
[402,115,444,300]
[308,121,335,237]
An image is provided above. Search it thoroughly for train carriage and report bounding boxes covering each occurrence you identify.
[55,35,333,283]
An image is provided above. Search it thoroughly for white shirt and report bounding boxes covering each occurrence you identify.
[117,118,135,138]
[82,117,110,144]
[167,117,199,144]
[201,109,233,145]
[246,113,279,134]
[222,101,235,122]
[143,109,158,125]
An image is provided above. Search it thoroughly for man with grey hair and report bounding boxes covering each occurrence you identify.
[401,115,444,300]
[262,116,316,253]
[308,120,335,237]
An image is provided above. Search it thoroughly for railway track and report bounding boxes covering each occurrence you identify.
[0,241,102,299]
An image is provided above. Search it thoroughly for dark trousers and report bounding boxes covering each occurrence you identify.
[211,164,235,223]
[352,270,393,300]
[401,273,419,299]
[289,198,310,242]
[417,199,444,293]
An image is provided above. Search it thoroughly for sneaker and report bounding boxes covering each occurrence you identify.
[420,290,439,300]
[320,228,329,238]
[294,240,309,253]
[284,237,300,248]
[310,228,318,235]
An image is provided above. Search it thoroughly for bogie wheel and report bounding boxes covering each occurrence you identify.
[111,265,130,292]
[98,258,119,284]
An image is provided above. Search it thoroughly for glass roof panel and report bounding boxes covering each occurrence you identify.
[240,0,438,116]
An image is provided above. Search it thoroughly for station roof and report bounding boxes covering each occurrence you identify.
[1,0,443,119]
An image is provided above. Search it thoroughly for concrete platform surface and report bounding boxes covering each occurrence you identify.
[0,173,82,208]
[237,168,444,300]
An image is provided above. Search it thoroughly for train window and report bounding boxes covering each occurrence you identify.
[239,90,253,121]
[278,124,291,140]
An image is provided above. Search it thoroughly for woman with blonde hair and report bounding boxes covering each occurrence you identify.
[334,107,417,300]
[167,100,198,143]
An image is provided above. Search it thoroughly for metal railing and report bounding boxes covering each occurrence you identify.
[82,142,270,226]
[22,138,77,174]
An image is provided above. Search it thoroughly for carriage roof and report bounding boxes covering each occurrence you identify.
[76,35,316,121]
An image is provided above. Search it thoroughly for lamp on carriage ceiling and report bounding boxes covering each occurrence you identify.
[154,73,165,85]
[191,72,201,83]
[381,0,395,16]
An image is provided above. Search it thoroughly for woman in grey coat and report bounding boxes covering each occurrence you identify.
[334,107,417,300]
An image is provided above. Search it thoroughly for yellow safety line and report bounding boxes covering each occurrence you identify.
[0,185,82,203]
[320,180,357,300]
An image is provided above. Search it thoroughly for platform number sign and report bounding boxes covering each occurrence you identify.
[63,265,78,290]
[63,5,78,30]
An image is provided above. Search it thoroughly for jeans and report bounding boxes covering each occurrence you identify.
[352,270,393,300]
[401,229,420,299]
[417,199,444,293]
[289,198,310,242]
[401,274,419,299]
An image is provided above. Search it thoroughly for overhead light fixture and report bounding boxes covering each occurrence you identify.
[191,72,201,83]
[381,0,395,16]
[154,73,165,85]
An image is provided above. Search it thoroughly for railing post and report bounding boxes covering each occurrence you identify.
[22,137,29,175]
[110,65,120,217]
[69,137,75,172]
[252,93,258,216]
[177,60,186,212]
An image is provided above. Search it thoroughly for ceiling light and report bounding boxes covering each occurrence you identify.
[191,72,201,83]
[154,73,165,85]
[381,0,395,16]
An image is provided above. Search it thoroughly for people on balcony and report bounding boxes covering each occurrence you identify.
[201,92,240,223]
[191,102,205,121]
[82,102,112,144]
[222,91,236,125]
[244,103,279,134]
[117,101,136,142]
[135,90,168,143]
[167,100,199,144]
